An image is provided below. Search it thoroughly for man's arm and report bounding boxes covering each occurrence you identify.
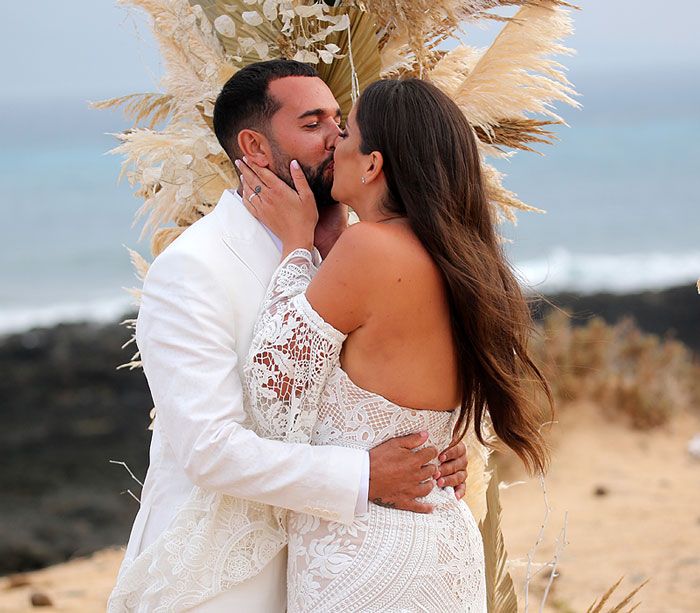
[137,246,365,525]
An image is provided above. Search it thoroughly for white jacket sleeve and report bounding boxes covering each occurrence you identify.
[136,245,364,525]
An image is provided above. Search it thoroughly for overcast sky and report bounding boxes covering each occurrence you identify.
[1,1,698,100]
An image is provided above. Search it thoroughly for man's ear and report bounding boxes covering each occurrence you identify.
[364,151,384,184]
[237,129,272,167]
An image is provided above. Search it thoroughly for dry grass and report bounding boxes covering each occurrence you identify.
[531,310,700,429]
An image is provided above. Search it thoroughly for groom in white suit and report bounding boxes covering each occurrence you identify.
[123,60,468,611]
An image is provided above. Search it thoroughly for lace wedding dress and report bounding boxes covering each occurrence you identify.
[246,249,487,612]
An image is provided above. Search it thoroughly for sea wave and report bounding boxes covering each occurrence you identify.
[514,248,700,294]
[2,250,699,336]
[0,295,135,337]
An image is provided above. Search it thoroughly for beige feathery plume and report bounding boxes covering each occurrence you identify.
[91,93,174,129]
[123,0,228,110]
[365,1,567,73]
[451,1,579,135]
[482,162,544,225]
[426,1,579,218]
[108,122,233,254]
[127,247,151,285]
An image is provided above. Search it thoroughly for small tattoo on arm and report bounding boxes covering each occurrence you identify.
[372,497,396,509]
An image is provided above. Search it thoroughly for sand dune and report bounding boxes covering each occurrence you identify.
[499,404,700,612]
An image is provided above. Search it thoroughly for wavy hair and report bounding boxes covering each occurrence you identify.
[356,78,552,475]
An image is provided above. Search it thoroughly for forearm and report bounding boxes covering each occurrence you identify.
[174,415,365,522]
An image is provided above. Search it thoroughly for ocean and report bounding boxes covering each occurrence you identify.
[1,70,699,335]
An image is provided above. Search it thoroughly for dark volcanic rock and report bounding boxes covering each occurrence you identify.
[0,314,151,575]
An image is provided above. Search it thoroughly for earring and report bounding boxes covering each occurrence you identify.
[361,176,366,184]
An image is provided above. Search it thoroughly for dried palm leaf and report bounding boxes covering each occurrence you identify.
[479,460,518,613]
[315,7,382,118]
[473,117,559,153]
[462,430,492,522]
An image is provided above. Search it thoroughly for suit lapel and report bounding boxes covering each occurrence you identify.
[216,190,281,288]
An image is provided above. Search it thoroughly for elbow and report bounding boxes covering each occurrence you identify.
[178,424,248,491]
[180,436,220,489]
[181,449,219,490]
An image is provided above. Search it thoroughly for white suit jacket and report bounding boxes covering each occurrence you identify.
[123,189,366,611]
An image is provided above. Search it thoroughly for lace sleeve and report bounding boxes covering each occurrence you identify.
[245,248,347,443]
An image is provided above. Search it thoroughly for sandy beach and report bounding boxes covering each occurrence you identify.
[499,404,700,612]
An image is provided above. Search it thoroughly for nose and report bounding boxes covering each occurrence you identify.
[331,124,345,148]
[326,121,344,150]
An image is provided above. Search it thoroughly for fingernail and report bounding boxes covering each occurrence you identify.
[234,159,241,168]
[438,478,445,487]
[420,431,428,438]
[434,471,441,479]
[291,159,300,170]
[439,454,446,462]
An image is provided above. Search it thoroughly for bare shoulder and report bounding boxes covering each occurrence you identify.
[326,221,391,260]
[325,220,432,276]
[308,221,423,333]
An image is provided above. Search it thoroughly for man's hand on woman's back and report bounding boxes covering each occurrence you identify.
[368,432,468,513]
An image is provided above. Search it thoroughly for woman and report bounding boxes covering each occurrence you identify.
[238,78,551,611]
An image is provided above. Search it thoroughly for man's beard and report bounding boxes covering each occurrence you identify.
[269,139,336,209]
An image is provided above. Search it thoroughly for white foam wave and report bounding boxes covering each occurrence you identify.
[514,248,700,294]
[2,250,698,336]
[0,295,136,337]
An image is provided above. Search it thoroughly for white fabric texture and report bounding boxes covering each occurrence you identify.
[108,191,366,612]
[246,249,488,612]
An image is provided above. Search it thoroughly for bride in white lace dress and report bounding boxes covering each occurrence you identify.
[238,78,552,612]
[244,248,485,611]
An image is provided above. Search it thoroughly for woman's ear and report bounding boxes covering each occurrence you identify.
[237,129,272,168]
[364,151,384,184]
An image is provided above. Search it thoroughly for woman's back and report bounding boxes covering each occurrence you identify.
[309,221,461,412]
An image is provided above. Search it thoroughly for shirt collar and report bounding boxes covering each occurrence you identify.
[227,189,282,253]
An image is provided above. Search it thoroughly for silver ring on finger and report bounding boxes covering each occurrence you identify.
[248,192,261,204]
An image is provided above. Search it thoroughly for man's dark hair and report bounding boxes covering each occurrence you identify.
[213,60,319,161]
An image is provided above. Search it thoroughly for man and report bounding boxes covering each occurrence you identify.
[117,60,468,611]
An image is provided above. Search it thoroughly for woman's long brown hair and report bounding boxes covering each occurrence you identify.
[356,79,552,475]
